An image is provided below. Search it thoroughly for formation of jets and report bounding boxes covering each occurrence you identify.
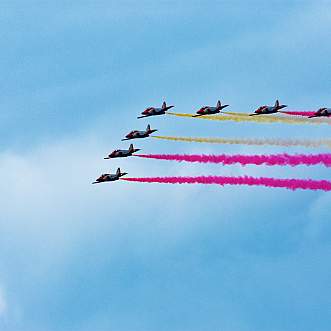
[93,99,331,183]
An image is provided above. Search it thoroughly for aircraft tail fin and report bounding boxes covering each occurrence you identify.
[129,144,134,152]
[217,100,221,109]
[146,124,151,131]
[116,168,121,176]
[162,101,167,109]
[274,100,280,107]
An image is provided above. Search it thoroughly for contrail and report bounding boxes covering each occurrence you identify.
[134,153,331,167]
[167,112,330,125]
[152,135,331,149]
[280,111,316,117]
[121,176,331,191]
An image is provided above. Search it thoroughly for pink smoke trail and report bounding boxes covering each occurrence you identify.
[280,111,316,117]
[135,153,331,167]
[121,176,331,191]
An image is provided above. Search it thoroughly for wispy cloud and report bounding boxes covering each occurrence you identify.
[0,287,7,317]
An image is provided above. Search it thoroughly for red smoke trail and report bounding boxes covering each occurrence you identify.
[121,176,331,191]
[280,111,316,117]
[135,153,331,167]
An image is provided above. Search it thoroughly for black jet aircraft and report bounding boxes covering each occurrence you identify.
[104,144,140,159]
[193,100,229,117]
[308,107,331,118]
[250,100,287,116]
[138,101,174,119]
[122,124,157,141]
[92,168,127,184]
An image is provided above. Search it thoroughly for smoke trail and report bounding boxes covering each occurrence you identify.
[280,111,316,117]
[152,135,331,149]
[121,176,331,191]
[221,111,321,122]
[135,153,331,167]
[167,112,330,125]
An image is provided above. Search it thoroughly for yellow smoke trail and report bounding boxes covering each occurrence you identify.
[167,112,330,125]
[152,135,331,149]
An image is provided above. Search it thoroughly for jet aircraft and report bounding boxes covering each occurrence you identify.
[138,101,174,119]
[92,168,127,184]
[122,124,157,141]
[308,107,331,118]
[250,100,287,116]
[193,100,229,117]
[104,144,140,159]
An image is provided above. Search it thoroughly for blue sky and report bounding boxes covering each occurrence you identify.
[0,1,331,330]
